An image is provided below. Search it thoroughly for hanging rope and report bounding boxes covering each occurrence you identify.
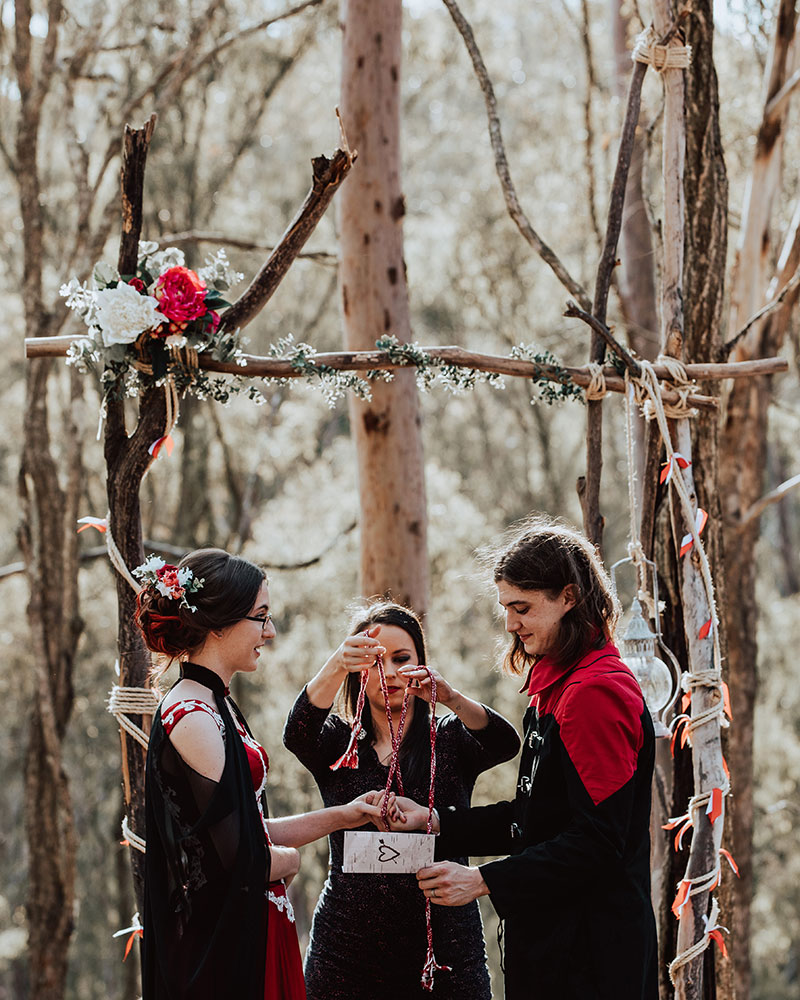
[121,814,147,855]
[632,26,692,71]
[623,380,655,615]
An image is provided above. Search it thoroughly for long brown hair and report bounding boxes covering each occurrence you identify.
[491,517,620,673]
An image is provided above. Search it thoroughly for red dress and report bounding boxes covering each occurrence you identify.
[162,699,307,1000]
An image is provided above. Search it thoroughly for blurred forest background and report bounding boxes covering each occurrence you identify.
[0,0,799,998]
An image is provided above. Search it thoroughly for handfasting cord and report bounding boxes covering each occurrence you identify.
[377,654,411,803]
[330,668,369,771]
[420,668,450,990]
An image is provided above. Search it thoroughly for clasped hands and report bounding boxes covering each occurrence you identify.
[361,791,490,907]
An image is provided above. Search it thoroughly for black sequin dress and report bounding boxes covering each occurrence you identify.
[283,687,521,1000]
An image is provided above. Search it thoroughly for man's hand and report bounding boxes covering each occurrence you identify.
[416,861,489,906]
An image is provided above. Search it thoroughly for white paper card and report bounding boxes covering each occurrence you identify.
[342,831,435,874]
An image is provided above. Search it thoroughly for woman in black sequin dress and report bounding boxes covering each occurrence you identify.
[283,602,521,999]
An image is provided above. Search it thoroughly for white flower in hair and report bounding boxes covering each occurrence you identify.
[133,554,204,612]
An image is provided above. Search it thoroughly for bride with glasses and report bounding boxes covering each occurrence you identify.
[134,547,387,1000]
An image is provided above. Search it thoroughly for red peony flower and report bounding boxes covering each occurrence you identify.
[154,266,207,323]
[128,277,146,292]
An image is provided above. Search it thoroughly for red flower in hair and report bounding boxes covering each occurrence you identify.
[155,564,184,599]
[155,266,207,323]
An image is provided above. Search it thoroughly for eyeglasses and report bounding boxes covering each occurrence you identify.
[243,613,273,629]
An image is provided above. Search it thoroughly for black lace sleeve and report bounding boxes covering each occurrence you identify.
[283,685,352,775]
[142,687,268,1000]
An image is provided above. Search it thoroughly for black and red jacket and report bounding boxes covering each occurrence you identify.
[436,641,657,999]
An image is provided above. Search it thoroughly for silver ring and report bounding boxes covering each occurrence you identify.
[431,888,437,898]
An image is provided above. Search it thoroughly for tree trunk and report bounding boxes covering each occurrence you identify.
[719,6,798,997]
[14,2,83,995]
[339,0,429,614]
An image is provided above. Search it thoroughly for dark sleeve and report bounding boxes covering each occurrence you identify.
[445,705,521,778]
[282,685,350,776]
[479,679,646,919]
[435,799,516,860]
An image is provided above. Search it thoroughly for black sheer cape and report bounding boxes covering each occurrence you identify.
[142,663,270,1000]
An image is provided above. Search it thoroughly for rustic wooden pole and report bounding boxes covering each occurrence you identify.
[580,57,648,551]
[651,4,728,998]
[104,115,161,905]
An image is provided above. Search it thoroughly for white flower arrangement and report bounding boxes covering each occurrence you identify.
[133,554,204,612]
[61,241,246,405]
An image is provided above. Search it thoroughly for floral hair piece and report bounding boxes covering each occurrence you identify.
[133,554,204,612]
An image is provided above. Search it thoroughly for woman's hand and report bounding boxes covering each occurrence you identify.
[374,793,438,833]
[397,664,457,707]
[338,790,395,832]
[398,664,490,731]
[334,625,386,673]
[269,845,301,883]
[307,626,386,708]
[416,861,489,906]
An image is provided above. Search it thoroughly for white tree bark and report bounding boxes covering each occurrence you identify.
[338,0,429,614]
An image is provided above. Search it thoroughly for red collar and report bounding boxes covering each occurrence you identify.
[527,640,618,704]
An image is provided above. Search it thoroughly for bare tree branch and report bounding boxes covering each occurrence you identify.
[1,522,359,581]
[159,231,338,265]
[564,301,642,375]
[738,472,800,527]
[441,0,592,311]
[764,65,800,122]
[162,0,326,106]
[723,263,800,357]
[219,146,356,332]
[578,0,602,247]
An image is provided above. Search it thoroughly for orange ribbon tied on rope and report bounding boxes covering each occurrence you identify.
[113,913,143,962]
[706,787,724,826]
[148,434,175,459]
[671,880,691,919]
[720,847,740,877]
[703,911,729,959]
[679,508,708,558]
[77,516,107,534]
[660,452,691,485]
[698,618,713,639]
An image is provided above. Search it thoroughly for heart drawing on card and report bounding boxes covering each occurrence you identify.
[378,839,401,864]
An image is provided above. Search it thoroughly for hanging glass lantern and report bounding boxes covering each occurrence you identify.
[619,598,675,732]
[611,556,681,738]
